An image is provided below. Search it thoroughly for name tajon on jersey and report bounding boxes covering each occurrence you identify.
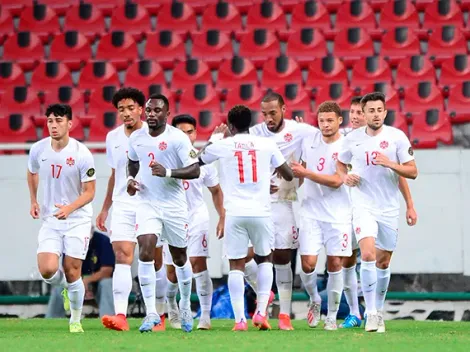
[234,141,255,150]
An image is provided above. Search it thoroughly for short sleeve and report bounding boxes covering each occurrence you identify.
[105,132,114,168]
[395,130,414,164]
[338,136,353,164]
[200,142,224,165]
[271,142,286,168]
[202,164,219,188]
[27,143,41,173]
[127,138,138,162]
[78,146,96,183]
[176,134,198,167]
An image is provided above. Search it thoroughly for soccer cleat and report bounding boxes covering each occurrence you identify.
[340,314,362,328]
[69,322,84,333]
[365,313,379,332]
[62,288,70,312]
[180,307,193,333]
[324,317,337,331]
[278,313,294,330]
[232,320,248,331]
[197,315,211,330]
[377,311,386,333]
[139,314,161,333]
[168,304,181,329]
[307,301,321,328]
[102,314,130,331]
[152,315,166,332]
[252,312,271,330]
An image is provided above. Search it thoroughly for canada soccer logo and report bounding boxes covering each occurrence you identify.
[380,141,389,149]
[332,152,338,161]
[66,157,75,166]
[284,133,293,142]
[355,227,361,235]
[159,141,167,151]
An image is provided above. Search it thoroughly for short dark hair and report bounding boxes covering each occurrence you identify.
[361,92,386,110]
[112,87,145,108]
[172,114,197,128]
[148,93,170,112]
[350,96,363,106]
[45,104,72,120]
[317,101,342,117]
[262,92,285,107]
[228,105,252,132]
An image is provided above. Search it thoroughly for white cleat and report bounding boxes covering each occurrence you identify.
[323,317,337,331]
[168,304,181,329]
[377,311,386,333]
[197,315,211,330]
[307,301,321,328]
[365,313,379,332]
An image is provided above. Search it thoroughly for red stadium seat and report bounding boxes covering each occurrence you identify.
[350,56,392,93]
[125,60,167,97]
[88,111,122,141]
[0,86,41,120]
[246,2,287,33]
[381,27,421,67]
[1,0,30,16]
[225,84,264,110]
[0,115,37,143]
[457,0,470,10]
[226,0,264,14]
[49,31,91,71]
[42,86,86,119]
[178,84,221,115]
[423,0,464,28]
[30,62,73,93]
[427,26,467,65]
[261,55,302,91]
[403,82,444,114]
[0,7,14,43]
[333,28,374,67]
[372,83,401,112]
[201,2,242,35]
[367,0,390,11]
[144,31,186,70]
[239,29,281,68]
[63,3,106,41]
[91,0,125,16]
[171,59,212,92]
[133,0,172,15]
[3,32,44,71]
[440,55,470,92]
[412,0,434,11]
[175,111,224,140]
[217,56,258,93]
[0,62,25,93]
[286,28,328,69]
[384,109,408,135]
[157,2,198,37]
[335,1,378,38]
[380,0,419,31]
[276,0,301,13]
[305,56,348,94]
[95,31,139,70]
[18,4,60,44]
[191,30,233,69]
[88,86,118,117]
[79,61,120,93]
[289,1,330,35]
[183,0,219,14]
[314,83,353,107]
[321,0,345,12]
[35,0,75,16]
[447,82,470,123]
[110,3,151,41]
[409,109,453,148]
[395,56,436,92]
[271,84,313,121]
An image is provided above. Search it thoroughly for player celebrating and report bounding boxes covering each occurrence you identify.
[249,92,319,330]
[290,102,351,330]
[127,94,200,333]
[337,92,418,333]
[27,104,96,333]
[198,105,294,331]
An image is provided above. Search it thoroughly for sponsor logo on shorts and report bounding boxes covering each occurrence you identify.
[355,227,361,235]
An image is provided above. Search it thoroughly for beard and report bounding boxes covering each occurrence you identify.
[268,114,284,133]
[367,121,383,131]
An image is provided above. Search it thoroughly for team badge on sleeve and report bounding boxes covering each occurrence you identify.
[86,168,96,177]
[408,147,414,156]
[189,150,197,159]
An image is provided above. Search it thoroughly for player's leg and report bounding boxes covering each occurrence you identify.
[244,245,258,292]
[152,244,167,331]
[37,225,66,290]
[164,244,181,329]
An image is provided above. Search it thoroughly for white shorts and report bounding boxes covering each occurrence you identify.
[299,217,352,257]
[109,202,137,243]
[38,220,92,260]
[272,201,298,250]
[353,208,399,252]
[225,215,274,260]
[351,224,359,251]
[136,202,189,248]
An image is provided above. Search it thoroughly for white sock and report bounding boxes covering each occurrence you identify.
[155,266,168,316]
[376,267,391,311]
[275,263,293,315]
[166,279,178,308]
[255,262,273,316]
[67,278,85,324]
[361,260,377,315]
[43,269,66,287]
[228,270,246,323]
[113,264,132,316]
[300,269,321,303]
[175,261,193,310]
[343,265,360,317]
[138,260,157,316]
[244,259,258,293]
[327,270,343,320]
[194,270,213,318]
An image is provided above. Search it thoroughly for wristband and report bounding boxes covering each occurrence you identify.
[165,169,172,178]
[209,132,224,143]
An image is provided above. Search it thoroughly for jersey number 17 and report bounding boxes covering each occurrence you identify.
[234,150,258,184]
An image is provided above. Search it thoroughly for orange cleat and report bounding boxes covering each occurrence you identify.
[252,312,271,330]
[152,315,166,332]
[102,314,130,331]
[232,320,248,331]
[278,313,294,331]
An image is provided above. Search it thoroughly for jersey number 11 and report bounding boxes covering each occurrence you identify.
[234,150,258,184]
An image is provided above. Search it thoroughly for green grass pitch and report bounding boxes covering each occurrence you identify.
[0,319,469,352]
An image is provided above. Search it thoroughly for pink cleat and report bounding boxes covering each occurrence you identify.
[278,313,294,330]
[232,320,248,331]
[253,312,271,330]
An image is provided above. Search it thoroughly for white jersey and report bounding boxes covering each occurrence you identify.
[250,119,320,202]
[127,124,197,210]
[338,125,414,217]
[301,134,351,224]
[200,134,285,217]
[27,137,96,223]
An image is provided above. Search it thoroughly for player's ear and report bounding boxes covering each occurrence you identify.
[338,114,343,126]
[68,118,72,129]
[281,104,286,114]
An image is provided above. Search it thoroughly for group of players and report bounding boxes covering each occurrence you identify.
[27,86,418,334]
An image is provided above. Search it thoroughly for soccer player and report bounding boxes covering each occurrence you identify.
[249,92,319,330]
[290,101,352,330]
[126,94,200,333]
[163,114,225,330]
[198,105,294,331]
[27,104,96,333]
[337,92,418,333]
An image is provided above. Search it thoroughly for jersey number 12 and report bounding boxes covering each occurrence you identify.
[234,150,258,184]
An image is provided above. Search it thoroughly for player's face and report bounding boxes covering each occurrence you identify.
[117,98,142,129]
[46,114,71,140]
[176,122,197,145]
[318,112,342,137]
[363,100,387,131]
[350,103,366,129]
[261,100,285,133]
[145,99,169,130]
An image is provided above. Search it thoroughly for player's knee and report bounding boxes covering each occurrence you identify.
[63,266,81,283]
[190,257,207,273]
[254,253,272,264]
[39,267,58,280]
[114,250,133,265]
[169,247,187,267]
[376,258,390,269]
[301,257,316,273]
[342,253,357,268]
[138,246,154,262]
[273,249,291,265]
[167,265,177,283]
[327,257,342,272]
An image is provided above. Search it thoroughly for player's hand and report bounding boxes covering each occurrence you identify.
[343,174,361,187]
[406,207,418,226]
[96,210,108,232]
[127,179,140,196]
[374,152,392,168]
[54,204,73,220]
[149,160,166,177]
[290,161,307,178]
[216,217,225,239]
[30,202,40,219]
[213,123,229,136]
[270,184,279,194]
[293,116,304,124]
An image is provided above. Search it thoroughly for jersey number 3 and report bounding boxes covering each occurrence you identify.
[234,150,258,184]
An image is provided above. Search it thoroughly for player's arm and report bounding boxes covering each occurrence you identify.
[398,177,418,226]
[164,163,200,180]
[291,161,342,188]
[208,184,225,238]
[83,265,113,286]
[376,158,418,180]
[96,168,115,231]
[197,124,229,164]
[275,163,294,181]
[27,170,40,219]
[54,180,96,220]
